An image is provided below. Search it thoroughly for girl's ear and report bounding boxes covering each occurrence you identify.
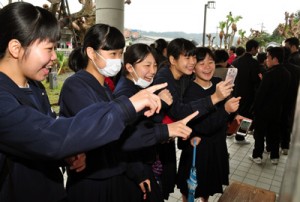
[8,39,22,59]
[125,63,134,73]
[86,47,96,60]
[169,55,176,65]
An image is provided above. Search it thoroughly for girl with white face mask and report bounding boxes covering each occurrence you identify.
[59,26,197,202]
[126,47,157,88]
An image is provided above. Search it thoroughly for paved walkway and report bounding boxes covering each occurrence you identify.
[166,134,287,202]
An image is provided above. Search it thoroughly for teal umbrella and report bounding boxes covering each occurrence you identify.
[187,139,197,202]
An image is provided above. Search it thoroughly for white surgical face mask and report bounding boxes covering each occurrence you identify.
[130,65,153,88]
[94,51,122,77]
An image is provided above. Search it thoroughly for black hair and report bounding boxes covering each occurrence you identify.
[229,46,236,53]
[214,49,229,63]
[285,37,299,49]
[123,43,158,75]
[283,47,291,63]
[152,38,168,55]
[167,38,196,60]
[0,2,60,59]
[68,23,125,72]
[257,52,267,64]
[246,39,259,52]
[267,47,284,64]
[236,46,246,57]
[195,47,215,62]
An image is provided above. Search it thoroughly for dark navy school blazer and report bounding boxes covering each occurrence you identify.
[0,71,136,202]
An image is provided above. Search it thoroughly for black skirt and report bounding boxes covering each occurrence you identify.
[66,174,133,202]
[157,140,177,200]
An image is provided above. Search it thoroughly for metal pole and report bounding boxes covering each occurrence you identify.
[202,4,207,47]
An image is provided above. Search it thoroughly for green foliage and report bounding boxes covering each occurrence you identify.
[55,51,69,75]
[218,21,226,30]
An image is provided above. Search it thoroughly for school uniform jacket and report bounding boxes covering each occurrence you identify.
[0,71,137,202]
[253,64,291,122]
[177,77,230,197]
[114,76,165,202]
[232,53,261,118]
[59,70,169,181]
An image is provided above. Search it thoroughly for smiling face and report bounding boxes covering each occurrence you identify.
[194,53,215,86]
[19,39,57,82]
[170,54,196,79]
[128,53,157,82]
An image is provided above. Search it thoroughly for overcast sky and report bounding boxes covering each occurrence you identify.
[124,0,299,35]
[2,0,299,35]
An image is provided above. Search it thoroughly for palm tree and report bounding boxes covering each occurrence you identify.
[218,21,226,48]
[223,12,242,49]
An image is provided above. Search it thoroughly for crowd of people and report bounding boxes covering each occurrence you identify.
[0,2,299,202]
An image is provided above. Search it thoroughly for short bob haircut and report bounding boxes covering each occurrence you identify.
[195,47,215,62]
[167,38,196,60]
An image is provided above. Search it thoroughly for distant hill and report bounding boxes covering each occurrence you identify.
[133,29,237,47]
[139,30,202,44]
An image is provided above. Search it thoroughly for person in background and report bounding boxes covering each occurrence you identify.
[256,52,267,79]
[59,24,196,202]
[235,46,246,60]
[232,39,261,144]
[214,49,230,80]
[227,46,236,65]
[280,47,300,155]
[152,38,234,200]
[285,37,300,66]
[177,47,240,202]
[0,3,167,202]
[151,38,168,69]
[250,47,290,165]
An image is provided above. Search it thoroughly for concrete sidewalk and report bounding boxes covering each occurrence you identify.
[166,134,287,202]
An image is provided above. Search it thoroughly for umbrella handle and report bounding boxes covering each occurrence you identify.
[192,139,196,167]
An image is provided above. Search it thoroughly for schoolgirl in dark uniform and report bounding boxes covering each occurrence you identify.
[152,38,234,200]
[177,47,240,202]
[114,43,166,202]
[113,43,198,202]
[0,3,166,202]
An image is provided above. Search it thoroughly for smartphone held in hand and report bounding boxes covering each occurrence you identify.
[225,67,238,85]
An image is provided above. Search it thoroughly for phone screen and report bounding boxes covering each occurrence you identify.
[237,120,252,136]
[225,67,238,85]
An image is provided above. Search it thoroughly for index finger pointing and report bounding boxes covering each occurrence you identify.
[181,111,199,125]
[146,83,168,93]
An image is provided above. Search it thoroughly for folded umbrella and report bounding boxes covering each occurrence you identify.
[187,139,197,202]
